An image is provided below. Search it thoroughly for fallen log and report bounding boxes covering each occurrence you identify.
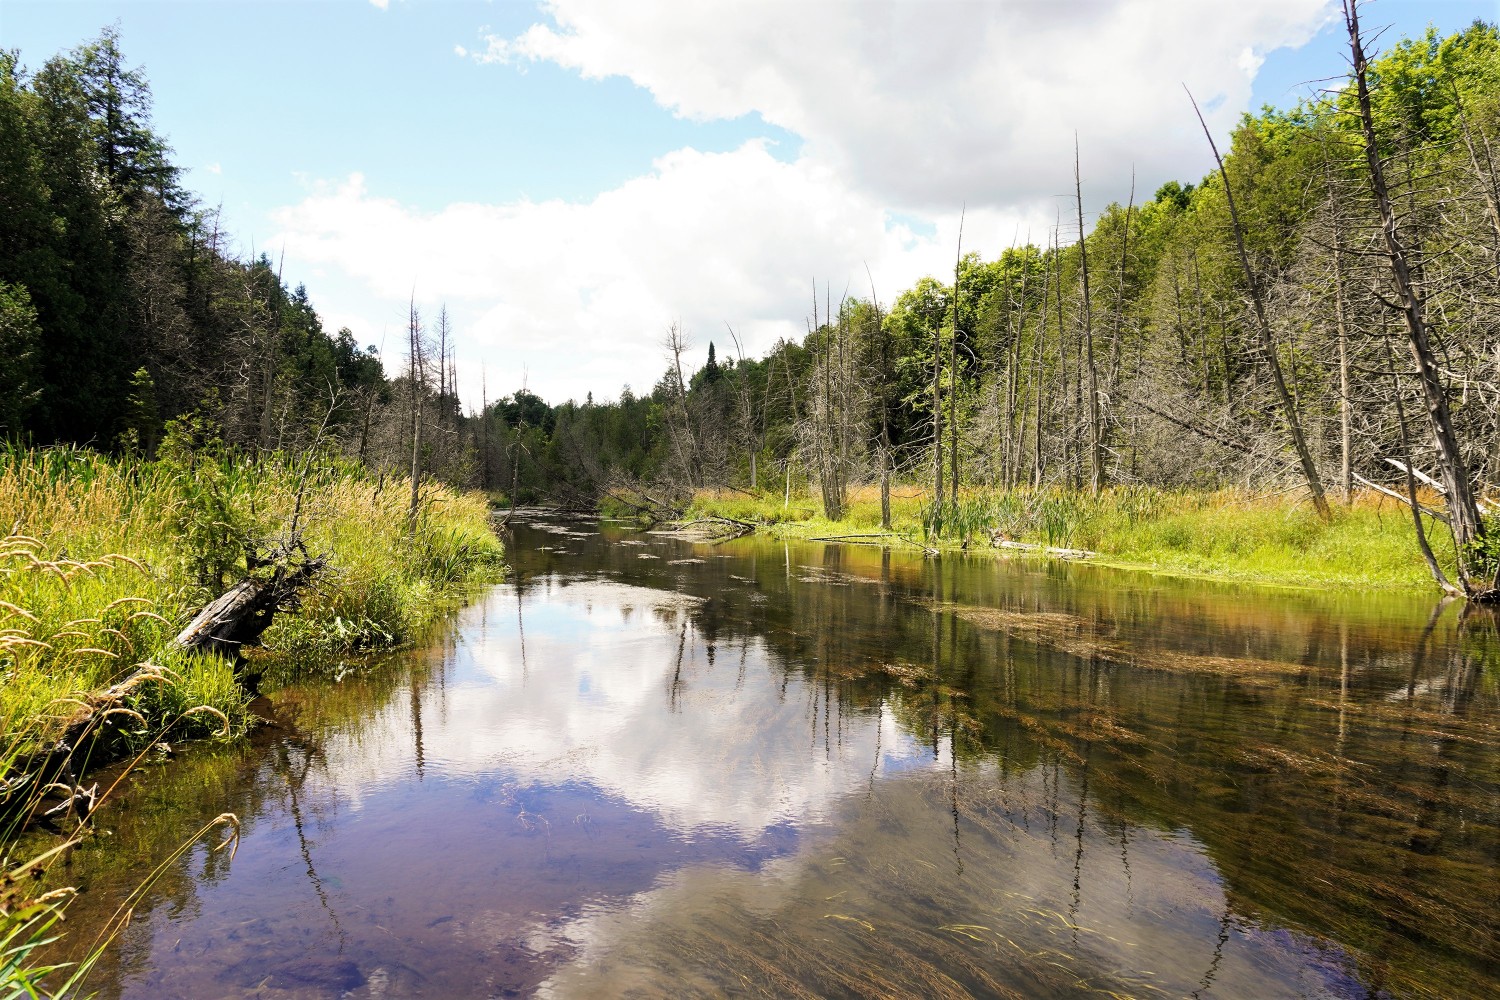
[1353,473,1448,523]
[666,517,756,540]
[991,537,1097,560]
[808,533,940,556]
[173,551,325,658]
[11,543,325,832]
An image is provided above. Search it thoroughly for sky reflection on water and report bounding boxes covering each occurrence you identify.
[47,515,1500,999]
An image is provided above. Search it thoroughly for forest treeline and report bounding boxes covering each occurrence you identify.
[496,11,1500,589]
[0,27,409,462]
[4,14,1500,583]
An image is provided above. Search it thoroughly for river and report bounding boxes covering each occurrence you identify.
[41,513,1500,998]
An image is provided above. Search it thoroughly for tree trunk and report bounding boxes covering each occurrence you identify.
[1345,0,1488,591]
[408,297,424,527]
[1186,89,1331,522]
[950,210,963,504]
[1075,138,1103,496]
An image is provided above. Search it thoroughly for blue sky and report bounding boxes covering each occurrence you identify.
[4,0,1497,406]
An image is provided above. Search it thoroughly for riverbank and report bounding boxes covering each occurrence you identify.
[1,442,504,755]
[685,484,1452,591]
[1,441,503,995]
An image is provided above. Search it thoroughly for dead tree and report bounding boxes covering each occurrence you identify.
[1344,0,1491,594]
[407,295,425,527]
[864,267,895,530]
[1075,138,1104,495]
[950,209,964,504]
[1187,88,1332,522]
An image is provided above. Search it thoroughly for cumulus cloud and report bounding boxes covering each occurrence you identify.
[280,0,1337,403]
[272,144,1036,403]
[474,0,1334,211]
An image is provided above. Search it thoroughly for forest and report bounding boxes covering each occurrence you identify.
[489,11,1500,595]
[4,10,1500,592]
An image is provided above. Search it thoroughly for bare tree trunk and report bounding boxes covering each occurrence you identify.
[1055,222,1071,487]
[1104,173,1135,472]
[950,209,964,504]
[408,296,424,527]
[1186,88,1331,521]
[1033,230,1055,486]
[1385,333,1460,595]
[1007,276,1024,489]
[865,268,893,531]
[664,322,701,489]
[1317,128,1356,505]
[480,366,491,490]
[258,250,286,452]
[932,312,943,509]
[437,305,449,425]
[1345,0,1487,591]
[1075,138,1103,495]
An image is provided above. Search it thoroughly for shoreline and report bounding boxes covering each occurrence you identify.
[680,486,1452,595]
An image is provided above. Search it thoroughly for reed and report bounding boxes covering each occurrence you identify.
[1,438,503,742]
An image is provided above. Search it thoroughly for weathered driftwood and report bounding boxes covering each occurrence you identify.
[808,533,940,556]
[12,548,324,831]
[991,536,1097,560]
[667,517,756,541]
[1352,473,1448,523]
[173,553,324,658]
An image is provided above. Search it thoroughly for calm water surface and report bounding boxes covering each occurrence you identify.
[45,515,1500,998]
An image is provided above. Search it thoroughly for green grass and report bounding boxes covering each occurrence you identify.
[687,483,1456,591]
[1,438,504,996]
[0,438,504,751]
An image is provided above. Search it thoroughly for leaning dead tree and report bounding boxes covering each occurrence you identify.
[173,540,327,658]
[1344,0,1493,597]
[1187,87,1332,523]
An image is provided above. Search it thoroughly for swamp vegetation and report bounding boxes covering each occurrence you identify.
[0,441,503,994]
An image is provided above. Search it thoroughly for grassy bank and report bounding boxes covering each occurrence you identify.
[0,439,503,754]
[686,484,1453,590]
[1,438,502,994]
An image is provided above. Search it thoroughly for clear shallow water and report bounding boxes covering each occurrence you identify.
[43,515,1500,998]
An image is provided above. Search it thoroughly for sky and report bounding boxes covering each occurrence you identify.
[4,0,1499,409]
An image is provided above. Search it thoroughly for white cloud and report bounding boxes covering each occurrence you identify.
[369,0,390,10]
[272,146,1038,405]
[284,0,1338,404]
[476,0,1335,212]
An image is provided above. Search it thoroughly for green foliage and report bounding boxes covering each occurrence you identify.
[0,444,504,747]
[0,282,41,435]
[155,412,268,594]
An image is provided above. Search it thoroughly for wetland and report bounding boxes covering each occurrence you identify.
[40,514,1500,998]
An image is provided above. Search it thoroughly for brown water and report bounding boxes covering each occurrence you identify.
[41,514,1500,998]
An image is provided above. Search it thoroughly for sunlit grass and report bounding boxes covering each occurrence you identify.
[688,483,1454,590]
[0,441,503,995]
[0,444,504,745]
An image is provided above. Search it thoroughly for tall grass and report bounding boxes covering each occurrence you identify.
[689,483,1455,589]
[1,437,503,995]
[1,439,503,743]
